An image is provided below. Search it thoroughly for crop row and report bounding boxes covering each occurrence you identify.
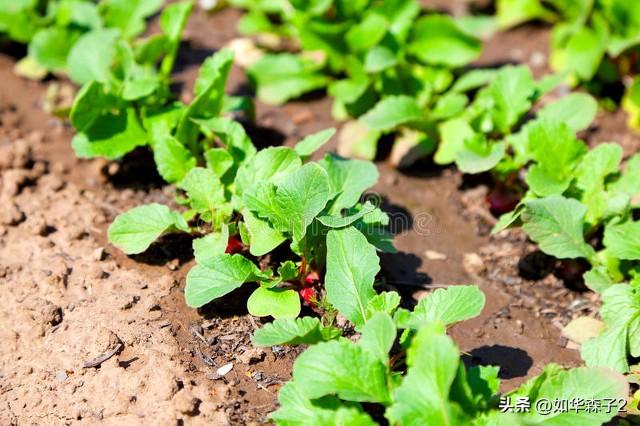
[1,0,639,423]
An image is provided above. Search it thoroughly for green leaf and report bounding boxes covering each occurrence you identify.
[270,382,377,426]
[235,146,301,196]
[247,287,301,319]
[604,221,640,260]
[359,95,423,132]
[67,29,120,84]
[185,254,267,307]
[409,14,482,67]
[316,202,375,228]
[192,226,229,264]
[158,0,194,75]
[108,203,189,254]
[496,0,555,28]
[245,163,330,242]
[455,136,505,174]
[176,51,234,148]
[319,154,379,214]
[70,81,122,132]
[152,135,196,183]
[29,28,77,72]
[537,93,598,132]
[71,108,148,160]
[435,118,475,165]
[204,148,234,179]
[517,366,628,424]
[241,208,287,256]
[521,196,595,260]
[575,143,622,193]
[252,317,340,347]
[177,167,225,213]
[101,0,164,39]
[196,117,256,165]
[399,285,485,329]
[366,291,401,318]
[345,12,388,52]
[292,339,391,403]
[451,69,497,92]
[525,120,587,196]
[249,54,328,104]
[364,45,397,73]
[358,313,396,363]
[325,227,379,327]
[387,323,466,425]
[489,65,535,133]
[294,128,335,158]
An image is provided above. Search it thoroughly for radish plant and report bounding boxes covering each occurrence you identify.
[497,0,640,129]
[0,0,170,83]
[107,128,396,320]
[257,285,627,425]
[231,0,483,162]
[70,44,255,183]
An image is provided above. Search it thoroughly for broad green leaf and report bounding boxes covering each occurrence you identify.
[399,285,485,329]
[70,81,122,132]
[252,317,340,346]
[29,28,76,72]
[521,196,595,260]
[177,167,225,213]
[537,93,598,132]
[241,208,286,256]
[366,291,401,318]
[325,227,379,327]
[581,323,628,373]
[152,134,196,183]
[525,120,587,196]
[518,367,628,424]
[185,254,267,307]
[451,69,497,92]
[387,323,466,425]
[196,117,256,165]
[235,147,301,195]
[316,202,375,228]
[319,154,379,214]
[364,45,397,73]
[294,128,335,158]
[489,65,534,133]
[292,339,391,403]
[176,51,235,147]
[575,143,622,192]
[408,14,482,67]
[101,0,163,39]
[247,287,301,319]
[345,12,388,51]
[67,29,120,84]
[455,137,505,174]
[496,0,555,28]
[249,54,328,104]
[270,382,377,426]
[108,203,189,254]
[71,108,148,160]
[359,95,422,132]
[604,221,640,260]
[204,148,235,179]
[435,118,475,165]
[358,313,396,363]
[158,0,194,75]
[258,163,330,241]
[192,225,229,264]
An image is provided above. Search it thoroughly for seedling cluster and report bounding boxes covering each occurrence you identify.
[2,0,638,422]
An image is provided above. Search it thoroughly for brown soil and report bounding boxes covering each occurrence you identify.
[0,5,634,425]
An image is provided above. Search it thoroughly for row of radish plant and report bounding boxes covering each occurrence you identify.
[1,0,639,423]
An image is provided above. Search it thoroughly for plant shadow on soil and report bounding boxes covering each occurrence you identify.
[463,345,533,380]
